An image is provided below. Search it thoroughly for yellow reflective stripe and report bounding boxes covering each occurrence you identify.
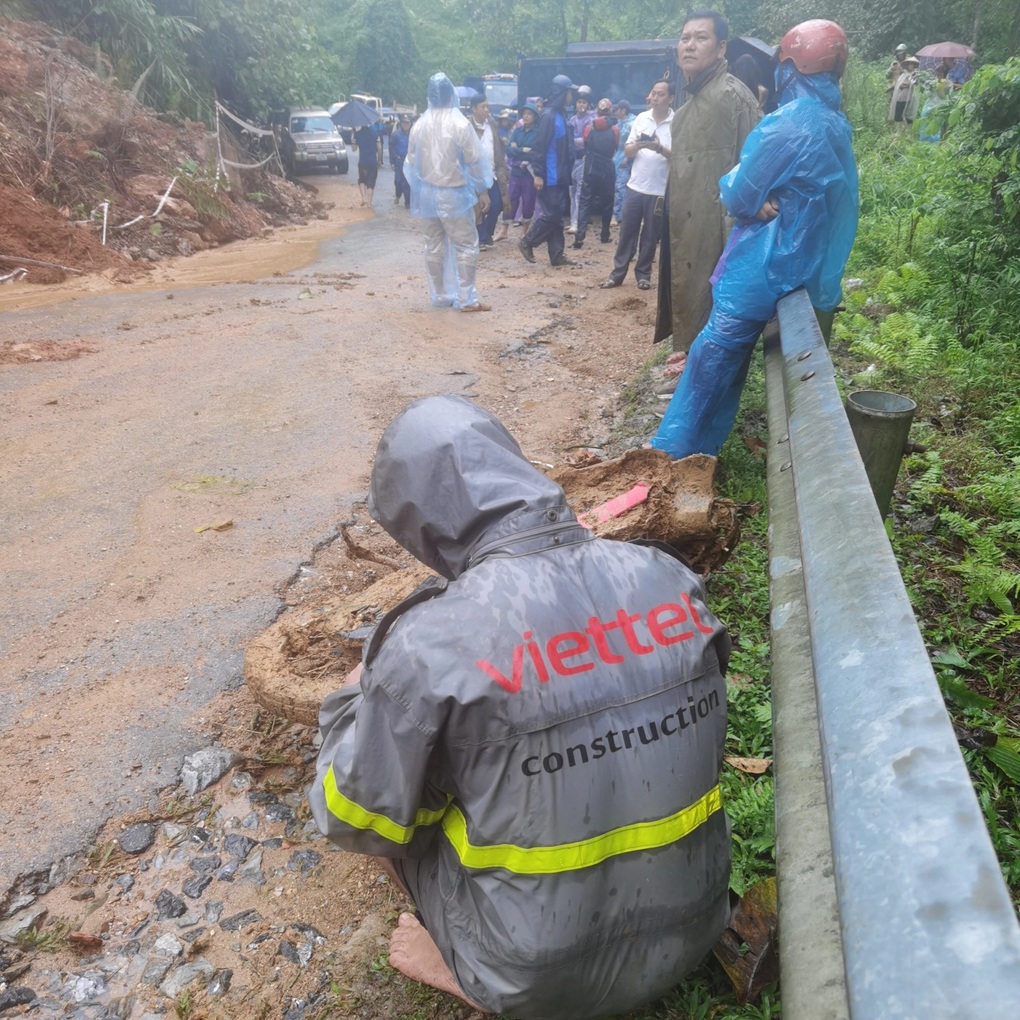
[441,785,722,874]
[321,765,449,844]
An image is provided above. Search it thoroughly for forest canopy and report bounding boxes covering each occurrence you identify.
[9,0,1019,118]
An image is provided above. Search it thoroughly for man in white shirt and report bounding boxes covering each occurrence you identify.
[602,79,674,290]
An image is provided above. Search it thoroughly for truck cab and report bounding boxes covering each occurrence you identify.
[350,92,383,112]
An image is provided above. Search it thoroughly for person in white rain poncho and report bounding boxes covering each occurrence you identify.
[404,73,494,312]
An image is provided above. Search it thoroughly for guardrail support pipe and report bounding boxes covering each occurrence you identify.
[844,389,916,518]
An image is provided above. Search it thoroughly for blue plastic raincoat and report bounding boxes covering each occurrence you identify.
[650,68,858,459]
[404,73,493,220]
[404,73,494,308]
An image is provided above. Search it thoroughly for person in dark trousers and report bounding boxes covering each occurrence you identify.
[354,123,381,206]
[505,102,540,229]
[572,97,619,249]
[602,79,674,289]
[468,94,509,247]
[650,19,858,459]
[390,114,413,208]
[310,394,732,1020]
[519,75,577,268]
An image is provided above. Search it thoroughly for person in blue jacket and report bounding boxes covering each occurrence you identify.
[519,74,578,267]
[389,114,413,208]
[650,19,858,459]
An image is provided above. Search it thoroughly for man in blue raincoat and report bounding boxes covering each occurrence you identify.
[404,73,494,312]
[650,19,858,459]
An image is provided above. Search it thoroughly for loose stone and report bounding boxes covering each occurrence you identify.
[116,824,155,855]
[220,909,263,932]
[153,890,186,920]
[224,834,257,860]
[182,874,211,899]
[207,968,232,996]
[159,959,214,999]
[181,747,237,795]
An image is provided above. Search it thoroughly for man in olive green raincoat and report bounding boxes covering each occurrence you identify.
[655,9,759,354]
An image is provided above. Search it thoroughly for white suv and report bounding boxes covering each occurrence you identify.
[280,108,348,175]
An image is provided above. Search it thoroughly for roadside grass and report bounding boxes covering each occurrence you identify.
[837,121,1020,910]
[602,358,780,1020]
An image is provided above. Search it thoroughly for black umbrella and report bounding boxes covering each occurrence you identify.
[330,99,381,130]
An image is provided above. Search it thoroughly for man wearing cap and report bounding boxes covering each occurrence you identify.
[519,75,578,268]
[888,55,920,129]
[495,108,514,146]
[886,43,909,94]
[506,102,540,229]
[311,393,732,1019]
[389,114,413,209]
[567,84,595,233]
[655,9,759,360]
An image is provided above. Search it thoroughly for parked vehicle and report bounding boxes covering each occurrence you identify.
[518,40,677,113]
[518,38,774,112]
[350,92,382,112]
[274,107,348,175]
[459,73,518,114]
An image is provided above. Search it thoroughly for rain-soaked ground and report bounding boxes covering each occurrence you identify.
[0,163,667,1017]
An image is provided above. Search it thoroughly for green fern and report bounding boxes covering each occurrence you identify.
[985,743,1020,785]
[723,772,776,896]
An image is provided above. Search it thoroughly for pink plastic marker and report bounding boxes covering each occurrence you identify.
[579,483,652,529]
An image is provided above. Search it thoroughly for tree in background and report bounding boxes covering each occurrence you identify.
[749,0,1019,62]
[25,0,201,106]
[171,0,341,115]
[18,0,1020,122]
[319,0,424,107]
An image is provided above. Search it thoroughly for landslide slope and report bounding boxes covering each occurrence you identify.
[0,17,322,284]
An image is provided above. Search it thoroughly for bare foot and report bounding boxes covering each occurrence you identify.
[388,913,491,1013]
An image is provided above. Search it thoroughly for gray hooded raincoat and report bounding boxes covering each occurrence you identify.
[309,395,732,1019]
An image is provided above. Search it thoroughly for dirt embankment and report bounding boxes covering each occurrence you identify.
[0,17,324,285]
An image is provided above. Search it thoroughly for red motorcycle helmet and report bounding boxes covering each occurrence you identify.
[777,19,849,77]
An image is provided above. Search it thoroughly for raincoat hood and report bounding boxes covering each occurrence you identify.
[427,72,457,109]
[368,396,567,580]
[775,66,843,111]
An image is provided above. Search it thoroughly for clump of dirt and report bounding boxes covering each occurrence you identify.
[0,184,131,282]
[548,447,741,574]
[0,337,99,365]
[0,18,329,283]
[246,452,739,727]
[246,561,433,726]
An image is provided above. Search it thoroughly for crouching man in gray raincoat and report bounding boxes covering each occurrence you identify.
[309,395,732,1019]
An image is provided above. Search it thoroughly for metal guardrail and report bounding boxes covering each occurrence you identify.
[764,289,1020,1018]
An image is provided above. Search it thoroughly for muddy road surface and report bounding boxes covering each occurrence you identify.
[0,169,660,907]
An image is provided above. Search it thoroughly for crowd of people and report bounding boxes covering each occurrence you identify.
[308,10,864,1020]
[885,42,970,135]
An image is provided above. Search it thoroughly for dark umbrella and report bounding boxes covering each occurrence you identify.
[330,99,381,130]
[916,42,976,60]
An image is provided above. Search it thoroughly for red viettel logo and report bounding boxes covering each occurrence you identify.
[475,591,714,694]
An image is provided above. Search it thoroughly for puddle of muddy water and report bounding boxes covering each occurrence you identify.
[0,197,372,314]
